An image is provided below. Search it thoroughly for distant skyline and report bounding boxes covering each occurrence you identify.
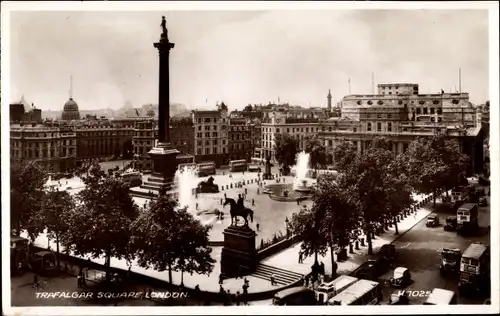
[7,7,491,111]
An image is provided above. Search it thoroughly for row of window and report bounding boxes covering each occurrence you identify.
[196,132,219,138]
[196,147,227,155]
[196,139,226,146]
[195,118,227,124]
[415,107,442,115]
[12,148,75,159]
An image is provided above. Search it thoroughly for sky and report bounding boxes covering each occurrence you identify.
[7,8,490,111]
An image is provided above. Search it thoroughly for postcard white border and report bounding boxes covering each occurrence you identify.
[1,1,499,315]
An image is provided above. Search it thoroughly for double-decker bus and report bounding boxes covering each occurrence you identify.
[229,159,248,172]
[197,161,216,176]
[177,162,198,173]
[456,203,479,234]
[459,242,489,294]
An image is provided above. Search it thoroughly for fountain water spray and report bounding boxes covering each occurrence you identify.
[174,165,199,213]
[293,151,310,190]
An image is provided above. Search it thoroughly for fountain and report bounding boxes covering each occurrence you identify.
[264,151,313,202]
[293,151,310,191]
[174,165,198,211]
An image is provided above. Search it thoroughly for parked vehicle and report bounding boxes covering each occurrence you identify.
[456,203,479,235]
[328,279,382,305]
[440,248,461,276]
[426,215,439,227]
[32,251,58,276]
[315,275,359,304]
[424,288,457,305]
[389,267,412,288]
[444,216,458,231]
[378,244,396,267]
[458,242,490,295]
[273,287,316,305]
[478,197,488,206]
[351,259,388,281]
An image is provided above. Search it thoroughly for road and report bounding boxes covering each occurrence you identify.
[377,192,490,305]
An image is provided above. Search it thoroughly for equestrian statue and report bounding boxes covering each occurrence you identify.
[223,194,254,227]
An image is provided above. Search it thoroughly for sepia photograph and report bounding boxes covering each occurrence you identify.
[1,1,498,315]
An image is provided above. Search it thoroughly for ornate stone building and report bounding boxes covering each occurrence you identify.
[318,83,485,175]
[260,111,320,162]
[10,122,77,173]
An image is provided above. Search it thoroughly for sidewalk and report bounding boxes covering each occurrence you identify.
[261,205,433,278]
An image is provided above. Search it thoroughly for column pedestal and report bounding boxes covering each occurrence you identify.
[147,142,180,192]
[220,225,257,278]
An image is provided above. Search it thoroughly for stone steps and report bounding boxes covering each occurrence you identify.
[251,263,304,286]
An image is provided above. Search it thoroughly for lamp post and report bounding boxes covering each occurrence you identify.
[285,216,290,239]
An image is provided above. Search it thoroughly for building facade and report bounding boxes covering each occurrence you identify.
[132,119,158,171]
[260,111,320,162]
[170,117,195,156]
[10,123,77,173]
[228,118,253,161]
[192,109,229,166]
[318,83,484,175]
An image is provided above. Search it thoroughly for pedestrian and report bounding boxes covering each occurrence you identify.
[297,199,300,205]
[220,198,223,205]
[242,284,249,305]
[298,251,303,264]
[33,274,40,288]
[224,193,227,199]
[226,289,233,306]
[252,198,255,206]
[219,273,224,285]
[270,273,277,286]
[235,291,241,306]
[256,223,260,231]
[194,284,200,299]
[257,188,259,195]
[245,188,247,194]
[196,202,198,210]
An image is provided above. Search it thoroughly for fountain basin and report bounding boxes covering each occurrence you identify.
[264,183,312,202]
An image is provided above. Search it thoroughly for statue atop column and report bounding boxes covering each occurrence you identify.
[160,16,168,38]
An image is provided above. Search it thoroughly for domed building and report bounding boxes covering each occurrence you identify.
[61,98,81,120]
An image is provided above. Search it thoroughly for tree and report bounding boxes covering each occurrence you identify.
[174,208,215,286]
[339,138,394,255]
[405,133,469,206]
[243,104,253,112]
[291,205,329,269]
[311,175,359,274]
[305,136,327,173]
[384,155,414,234]
[274,133,299,175]
[62,163,139,282]
[38,189,75,267]
[332,138,357,173]
[130,194,215,285]
[11,160,48,239]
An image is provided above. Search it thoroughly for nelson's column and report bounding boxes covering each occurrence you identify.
[147,16,180,192]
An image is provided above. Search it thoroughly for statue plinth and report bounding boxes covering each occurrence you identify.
[221,225,257,278]
[148,142,180,191]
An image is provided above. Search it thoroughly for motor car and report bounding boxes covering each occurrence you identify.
[444,216,457,231]
[426,215,439,227]
[478,197,488,207]
[389,267,412,288]
[378,244,396,267]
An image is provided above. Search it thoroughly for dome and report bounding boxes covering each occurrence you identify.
[64,98,79,111]
[62,97,81,120]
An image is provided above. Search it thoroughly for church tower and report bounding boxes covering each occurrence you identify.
[327,89,332,112]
